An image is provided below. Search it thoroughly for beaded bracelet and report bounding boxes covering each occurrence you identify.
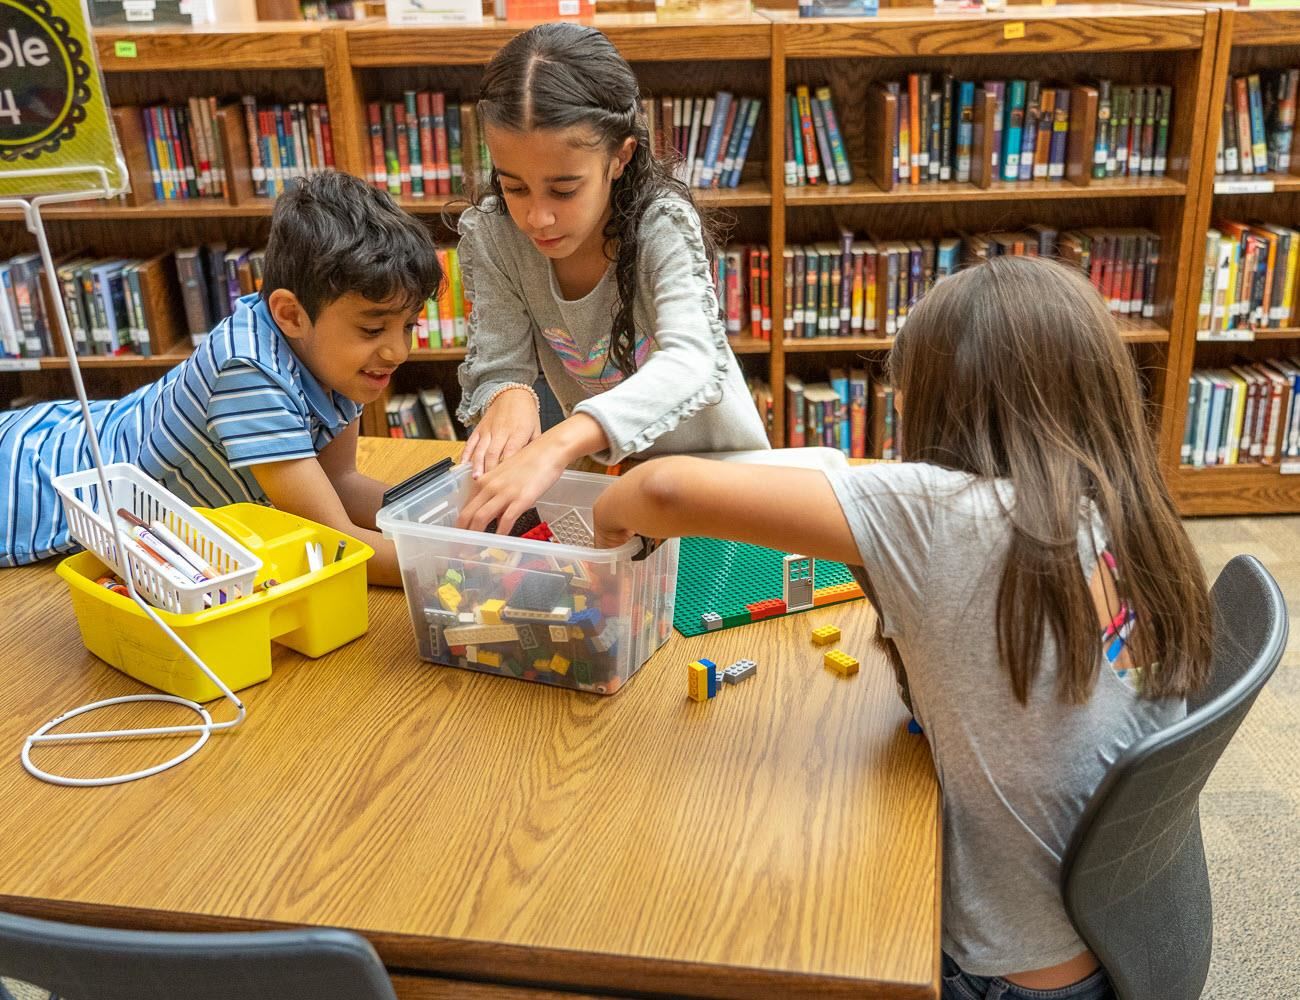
[482,382,541,413]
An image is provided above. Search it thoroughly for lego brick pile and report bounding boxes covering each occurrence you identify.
[407,506,676,695]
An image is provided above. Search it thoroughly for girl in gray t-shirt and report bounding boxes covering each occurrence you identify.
[591,255,1215,1000]
[454,23,768,535]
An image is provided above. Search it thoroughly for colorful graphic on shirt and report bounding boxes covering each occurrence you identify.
[542,325,653,392]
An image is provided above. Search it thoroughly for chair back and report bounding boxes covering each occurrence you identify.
[0,912,399,1000]
[1061,555,1287,1000]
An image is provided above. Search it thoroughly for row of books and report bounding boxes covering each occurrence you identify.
[365,94,491,200]
[784,370,899,459]
[712,244,772,342]
[415,248,470,350]
[784,85,854,187]
[132,100,233,201]
[647,93,764,190]
[1092,82,1174,180]
[1215,69,1298,177]
[1183,360,1300,467]
[1197,222,1300,337]
[239,98,337,199]
[779,225,1158,338]
[385,387,460,441]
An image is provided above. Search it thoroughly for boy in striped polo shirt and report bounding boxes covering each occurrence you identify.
[1,172,442,586]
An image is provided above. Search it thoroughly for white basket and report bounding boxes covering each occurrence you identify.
[53,463,262,614]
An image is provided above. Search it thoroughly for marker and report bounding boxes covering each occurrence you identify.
[126,535,202,589]
[115,510,207,583]
[334,540,346,563]
[148,518,218,580]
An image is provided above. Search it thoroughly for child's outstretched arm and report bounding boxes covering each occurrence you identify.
[251,422,402,586]
[591,456,862,566]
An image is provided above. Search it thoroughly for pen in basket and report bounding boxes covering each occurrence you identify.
[148,518,218,580]
[115,509,209,586]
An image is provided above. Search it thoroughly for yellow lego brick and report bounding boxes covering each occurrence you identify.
[549,653,571,675]
[811,625,841,646]
[687,660,712,702]
[482,547,510,563]
[478,598,505,625]
[568,625,585,640]
[476,649,502,668]
[574,595,587,611]
[533,658,551,672]
[824,650,859,676]
[813,581,865,607]
[437,583,462,612]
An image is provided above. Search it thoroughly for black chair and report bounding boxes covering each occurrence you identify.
[0,911,398,1000]
[1061,554,1287,1000]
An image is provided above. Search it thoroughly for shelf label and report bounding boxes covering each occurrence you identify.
[1197,331,1255,342]
[114,40,138,58]
[1280,460,1300,476]
[1003,21,1026,38]
[0,358,39,371]
[1214,178,1274,194]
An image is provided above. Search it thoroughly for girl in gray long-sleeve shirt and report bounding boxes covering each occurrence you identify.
[453,22,768,534]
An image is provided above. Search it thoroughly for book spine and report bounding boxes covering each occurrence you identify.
[815,88,852,185]
[956,81,974,183]
[939,74,954,183]
[1247,74,1268,174]
[1018,81,1040,182]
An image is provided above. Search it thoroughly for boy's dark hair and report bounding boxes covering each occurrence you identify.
[262,171,442,320]
[475,22,723,378]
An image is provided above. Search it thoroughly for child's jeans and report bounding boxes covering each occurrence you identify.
[942,953,1116,1000]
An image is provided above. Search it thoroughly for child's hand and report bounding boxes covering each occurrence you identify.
[461,387,541,480]
[456,437,568,534]
[592,477,636,548]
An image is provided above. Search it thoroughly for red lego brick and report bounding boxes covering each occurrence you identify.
[745,598,787,621]
[521,522,554,542]
[449,644,466,655]
[502,569,525,595]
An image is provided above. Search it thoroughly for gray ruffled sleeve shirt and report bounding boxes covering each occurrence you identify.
[455,196,769,465]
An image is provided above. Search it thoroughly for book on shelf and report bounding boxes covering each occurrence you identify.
[386,0,482,25]
[239,98,335,199]
[747,377,775,443]
[1182,360,1300,468]
[1197,222,1300,338]
[367,95,491,199]
[798,0,877,15]
[1216,68,1299,177]
[782,369,895,459]
[0,252,187,360]
[711,244,772,342]
[385,387,460,441]
[786,86,852,187]
[644,93,763,190]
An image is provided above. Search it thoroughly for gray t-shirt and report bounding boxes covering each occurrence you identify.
[456,197,769,465]
[826,461,1185,977]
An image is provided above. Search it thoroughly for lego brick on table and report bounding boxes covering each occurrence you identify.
[688,659,716,702]
[722,659,757,684]
[811,625,841,646]
[824,650,859,676]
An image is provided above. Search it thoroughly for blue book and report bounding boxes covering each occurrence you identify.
[719,98,749,188]
[829,368,850,455]
[809,94,839,186]
[699,92,732,188]
[1002,80,1026,181]
[955,81,975,183]
[789,93,806,185]
[141,109,164,201]
[728,98,762,188]
[816,88,853,184]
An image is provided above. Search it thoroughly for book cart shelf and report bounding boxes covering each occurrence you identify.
[1165,3,1300,515]
[0,5,1248,515]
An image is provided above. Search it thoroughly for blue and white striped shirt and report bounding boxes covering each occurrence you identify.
[0,294,359,566]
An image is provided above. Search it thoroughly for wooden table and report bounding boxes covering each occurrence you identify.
[0,439,940,1000]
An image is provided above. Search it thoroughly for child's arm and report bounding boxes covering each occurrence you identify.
[250,426,402,587]
[591,456,862,566]
[456,210,543,474]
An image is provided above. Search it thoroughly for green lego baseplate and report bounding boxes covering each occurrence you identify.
[672,537,861,638]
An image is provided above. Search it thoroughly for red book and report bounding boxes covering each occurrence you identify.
[417,92,436,196]
[431,92,450,196]
[748,247,762,338]
[367,103,385,188]
[760,248,771,340]
[319,107,335,168]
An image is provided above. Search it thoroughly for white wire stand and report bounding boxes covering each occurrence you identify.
[3,162,247,787]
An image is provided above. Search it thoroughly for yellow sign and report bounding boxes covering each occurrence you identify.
[114,39,136,57]
[1003,20,1026,38]
[0,0,128,197]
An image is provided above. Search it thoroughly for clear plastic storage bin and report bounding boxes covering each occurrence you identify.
[377,466,678,694]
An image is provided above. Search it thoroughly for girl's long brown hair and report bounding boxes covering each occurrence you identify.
[888,255,1211,705]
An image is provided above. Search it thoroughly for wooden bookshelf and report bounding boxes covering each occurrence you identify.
[2,9,1239,504]
[1165,3,1300,515]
